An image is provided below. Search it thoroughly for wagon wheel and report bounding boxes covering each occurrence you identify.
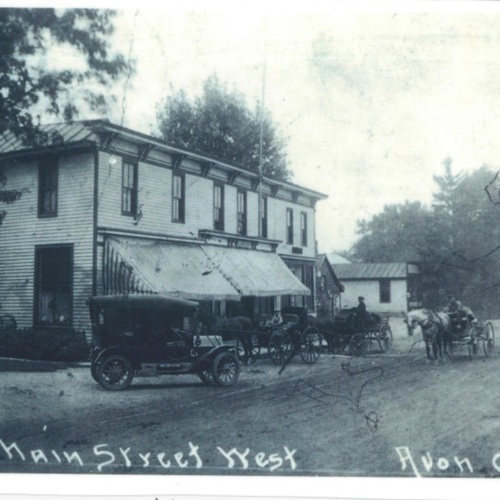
[378,324,393,353]
[97,354,134,391]
[268,328,288,365]
[211,351,240,386]
[248,334,261,360]
[329,333,348,354]
[299,326,322,364]
[349,333,366,357]
[280,330,295,364]
[468,336,479,360]
[483,322,495,357]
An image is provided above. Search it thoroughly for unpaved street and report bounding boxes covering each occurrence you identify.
[1,319,499,477]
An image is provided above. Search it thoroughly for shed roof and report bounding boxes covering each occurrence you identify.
[334,262,409,280]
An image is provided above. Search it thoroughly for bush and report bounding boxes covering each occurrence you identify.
[0,328,89,362]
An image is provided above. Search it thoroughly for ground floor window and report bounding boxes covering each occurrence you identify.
[35,245,73,325]
[379,279,391,303]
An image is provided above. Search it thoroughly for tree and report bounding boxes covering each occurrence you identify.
[0,8,129,223]
[0,8,129,144]
[349,201,438,263]
[156,75,292,181]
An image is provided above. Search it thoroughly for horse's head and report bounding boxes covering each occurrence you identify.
[404,309,429,336]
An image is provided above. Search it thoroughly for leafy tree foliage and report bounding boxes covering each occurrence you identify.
[0,8,128,144]
[156,75,292,181]
[0,8,129,223]
[349,162,500,314]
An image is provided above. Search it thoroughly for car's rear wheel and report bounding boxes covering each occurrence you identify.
[97,354,134,391]
[212,351,240,386]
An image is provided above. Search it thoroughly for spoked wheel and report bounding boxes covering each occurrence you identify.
[97,354,134,391]
[90,361,100,383]
[299,327,322,364]
[268,328,289,365]
[484,322,495,357]
[349,333,366,357]
[211,351,240,386]
[329,334,347,354]
[236,335,261,364]
[198,369,214,384]
[378,325,393,353]
[468,337,479,359]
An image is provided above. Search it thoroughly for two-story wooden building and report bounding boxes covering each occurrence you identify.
[0,120,326,335]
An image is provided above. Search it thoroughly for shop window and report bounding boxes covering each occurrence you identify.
[35,245,73,325]
[122,161,138,216]
[38,156,58,217]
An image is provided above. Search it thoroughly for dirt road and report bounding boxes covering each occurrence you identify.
[1,318,499,478]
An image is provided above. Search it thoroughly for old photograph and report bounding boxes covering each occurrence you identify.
[0,2,499,495]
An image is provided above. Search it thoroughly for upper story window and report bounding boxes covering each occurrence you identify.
[237,190,247,235]
[38,156,58,217]
[286,208,294,244]
[172,173,185,223]
[122,161,138,216]
[301,211,308,246]
[261,196,268,238]
[214,183,224,231]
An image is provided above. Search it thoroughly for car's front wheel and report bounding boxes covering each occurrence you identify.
[97,354,134,391]
[211,351,240,386]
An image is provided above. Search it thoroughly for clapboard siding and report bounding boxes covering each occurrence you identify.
[0,152,95,333]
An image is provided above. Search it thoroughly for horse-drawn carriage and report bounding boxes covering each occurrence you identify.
[447,310,495,359]
[406,308,495,361]
[318,308,393,357]
[208,306,323,366]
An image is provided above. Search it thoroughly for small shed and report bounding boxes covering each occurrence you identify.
[334,262,422,314]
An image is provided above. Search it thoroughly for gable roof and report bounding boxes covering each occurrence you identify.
[334,262,408,280]
[327,252,351,264]
[315,254,345,291]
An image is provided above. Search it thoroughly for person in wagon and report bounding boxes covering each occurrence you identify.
[447,295,477,325]
[356,296,371,329]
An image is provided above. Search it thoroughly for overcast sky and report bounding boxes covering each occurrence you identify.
[83,2,500,253]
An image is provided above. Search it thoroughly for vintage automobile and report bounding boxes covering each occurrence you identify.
[88,295,240,391]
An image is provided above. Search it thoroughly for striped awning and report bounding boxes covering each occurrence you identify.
[104,237,240,301]
[202,246,311,297]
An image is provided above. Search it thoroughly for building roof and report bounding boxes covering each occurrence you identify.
[334,262,409,280]
[327,252,351,264]
[315,254,344,291]
[0,119,327,202]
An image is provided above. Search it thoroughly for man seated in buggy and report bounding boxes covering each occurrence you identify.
[447,295,477,335]
[355,296,372,330]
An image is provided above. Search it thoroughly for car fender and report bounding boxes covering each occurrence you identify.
[93,346,138,368]
[193,345,238,367]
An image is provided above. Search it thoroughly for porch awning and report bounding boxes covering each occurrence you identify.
[202,246,311,297]
[104,237,240,301]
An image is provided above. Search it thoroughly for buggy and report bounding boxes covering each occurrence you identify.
[320,307,393,356]
[266,306,323,365]
[447,310,495,359]
[89,295,240,391]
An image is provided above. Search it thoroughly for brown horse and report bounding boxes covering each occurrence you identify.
[405,309,451,360]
